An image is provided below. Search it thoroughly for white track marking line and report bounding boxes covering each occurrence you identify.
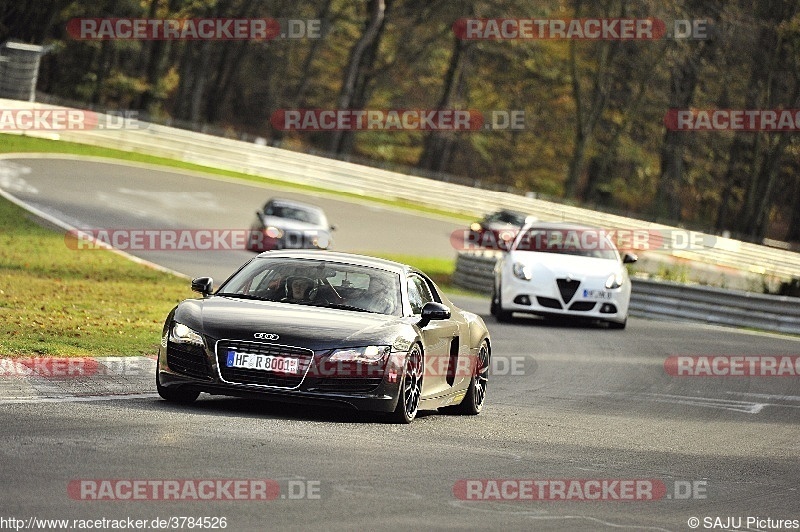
[0,393,159,405]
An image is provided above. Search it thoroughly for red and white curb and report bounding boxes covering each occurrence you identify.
[0,356,157,404]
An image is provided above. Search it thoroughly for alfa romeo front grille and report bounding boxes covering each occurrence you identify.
[556,278,581,303]
[537,297,563,309]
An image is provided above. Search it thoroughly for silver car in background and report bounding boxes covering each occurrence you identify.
[247,198,335,252]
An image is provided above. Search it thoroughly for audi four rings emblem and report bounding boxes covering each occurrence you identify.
[254,333,279,340]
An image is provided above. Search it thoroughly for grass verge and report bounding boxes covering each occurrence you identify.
[0,133,474,222]
[0,195,192,357]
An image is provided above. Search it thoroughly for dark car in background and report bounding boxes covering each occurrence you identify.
[468,209,537,251]
[156,250,491,423]
[247,198,335,252]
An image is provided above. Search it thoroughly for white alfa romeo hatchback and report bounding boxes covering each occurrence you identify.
[491,222,638,329]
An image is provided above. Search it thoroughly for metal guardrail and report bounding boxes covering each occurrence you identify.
[453,252,800,335]
[629,279,800,334]
[452,251,500,295]
[1,98,799,282]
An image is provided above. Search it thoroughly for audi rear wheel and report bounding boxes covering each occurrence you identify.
[449,341,489,415]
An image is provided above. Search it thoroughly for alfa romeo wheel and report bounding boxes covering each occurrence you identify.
[491,289,513,322]
[608,317,627,330]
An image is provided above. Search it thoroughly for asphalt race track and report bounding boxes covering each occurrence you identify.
[1,156,799,531]
[0,157,463,281]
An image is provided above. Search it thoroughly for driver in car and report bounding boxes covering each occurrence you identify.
[284,276,316,303]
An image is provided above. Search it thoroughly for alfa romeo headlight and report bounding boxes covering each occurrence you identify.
[329,345,390,364]
[605,272,624,289]
[512,262,533,281]
[170,322,204,346]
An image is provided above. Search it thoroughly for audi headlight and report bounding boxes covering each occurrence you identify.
[265,226,284,239]
[512,262,533,281]
[605,272,624,289]
[170,322,204,346]
[329,345,390,364]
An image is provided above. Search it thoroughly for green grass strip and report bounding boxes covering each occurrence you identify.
[0,195,192,357]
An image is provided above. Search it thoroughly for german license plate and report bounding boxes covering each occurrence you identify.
[226,350,299,374]
[582,289,612,299]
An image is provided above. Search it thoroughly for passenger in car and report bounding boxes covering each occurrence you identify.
[352,275,397,314]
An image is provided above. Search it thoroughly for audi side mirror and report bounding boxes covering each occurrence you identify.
[417,301,451,328]
[191,277,214,296]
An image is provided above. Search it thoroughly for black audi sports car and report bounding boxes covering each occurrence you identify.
[156,251,491,423]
